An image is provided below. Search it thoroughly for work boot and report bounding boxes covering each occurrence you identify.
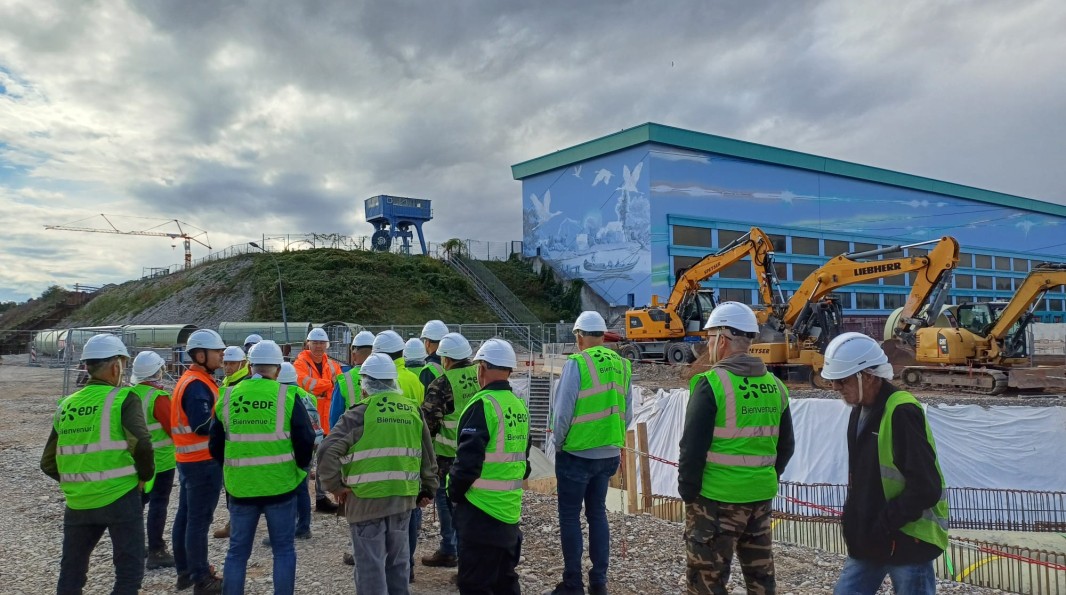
[176,572,193,591]
[343,551,355,565]
[548,582,586,595]
[295,530,312,540]
[421,550,458,567]
[316,497,339,513]
[212,521,230,539]
[145,547,175,569]
[589,585,608,595]
[193,574,223,594]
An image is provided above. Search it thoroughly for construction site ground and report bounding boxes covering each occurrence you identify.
[0,358,1021,594]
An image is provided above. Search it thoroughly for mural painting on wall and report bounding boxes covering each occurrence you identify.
[523,147,652,306]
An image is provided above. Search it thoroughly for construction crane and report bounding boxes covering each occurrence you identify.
[45,215,211,270]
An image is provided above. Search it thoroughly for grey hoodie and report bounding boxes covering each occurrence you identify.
[677,353,795,504]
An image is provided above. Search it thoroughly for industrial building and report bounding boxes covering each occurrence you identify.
[511,123,1066,325]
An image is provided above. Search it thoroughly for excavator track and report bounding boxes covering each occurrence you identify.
[898,365,1009,395]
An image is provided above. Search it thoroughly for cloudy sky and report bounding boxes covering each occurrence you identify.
[2,0,1065,302]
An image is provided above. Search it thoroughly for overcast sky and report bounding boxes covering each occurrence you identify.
[2,0,1065,302]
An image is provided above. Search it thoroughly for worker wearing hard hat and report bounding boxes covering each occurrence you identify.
[418,320,449,387]
[330,330,375,430]
[277,361,323,541]
[404,337,428,377]
[317,353,438,594]
[41,334,155,594]
[820,333,947,595]
[678,302,794,595]
[171,328,227,593]
[548,311,632,595]
[207,340,316,594]
[294,328,343,513]
[419,332,477,570]
[130,350,178,571]
[242,334,262,353]
[220,346,250,388]
[448,338,531,594]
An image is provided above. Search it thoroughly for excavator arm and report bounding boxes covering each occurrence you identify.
[665,227,784,315]
[987,264,1066,342]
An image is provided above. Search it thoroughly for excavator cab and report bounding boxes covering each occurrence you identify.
[956,301,1029,358]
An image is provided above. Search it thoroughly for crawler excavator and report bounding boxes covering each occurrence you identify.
[621,227,787,363]
[750,236,960,385]
[896,263,1066,394]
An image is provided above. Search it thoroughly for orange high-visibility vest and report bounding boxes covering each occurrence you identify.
[293,351,342,435]
[171,366,218,463]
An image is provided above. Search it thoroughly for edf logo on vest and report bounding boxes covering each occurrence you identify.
[234,395,276,413]
[738,377,780,400]
[61,403,99,422]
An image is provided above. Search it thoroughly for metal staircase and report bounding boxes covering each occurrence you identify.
[526,375,554,449]
[446,255,544,351]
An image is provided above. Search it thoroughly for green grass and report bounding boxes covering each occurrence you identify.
[483,256,583,322]
[74,274,197,324]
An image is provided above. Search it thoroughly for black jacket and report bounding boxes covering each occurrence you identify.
[842,381,944,563]
[448,380,532,546]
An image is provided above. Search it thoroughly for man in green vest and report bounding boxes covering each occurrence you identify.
[549,311,632,595]
[41,333,155,595]
[821,333,948,595]
[448,338,532,594]
[404,337,428,377]
[208,340,316,594]
[130,350,177,570]
[317,353,438,594]
[678,302,795,595]
[330,330,375,430]
[418,320,449,388]
[419,332,476,569]
[220,346,249,388]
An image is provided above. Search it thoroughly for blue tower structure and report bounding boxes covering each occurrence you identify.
[364,195,433,255]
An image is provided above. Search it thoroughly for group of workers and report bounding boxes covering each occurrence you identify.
[41,302,947,595]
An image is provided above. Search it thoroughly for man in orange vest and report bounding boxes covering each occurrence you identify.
[293,327,343,512]
[171,329,226,594]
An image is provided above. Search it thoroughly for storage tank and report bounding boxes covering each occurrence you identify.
[218,322,313,347]
[123,324,198,348]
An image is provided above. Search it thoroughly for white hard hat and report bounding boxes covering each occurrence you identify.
[307,328,330,342]
[130,350,165,382]
[248,340,285,365]
[574,311,608,332]
[437,332,472,360]
[820,332,889,380]
[704,301,759,334]
[186,329,226,351]
[80,334,130,361]
[243,334,263,347]
[359,352,398,380]
[473,338,518,369]
[420,320,449,341]
[278,362,298,384]
[352,330,375,347]
[404,338,428,361]
[223,346,246,362]
[372,330,406,354]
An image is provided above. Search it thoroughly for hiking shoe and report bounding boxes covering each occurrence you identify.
[146,548,175,569]
[193,574,223,594]
[212,522,230,539]
[421,550,458,568]
[589,585,608,595]
[316,497,339,513]
[295,530,312,540]
[343,551,355,565]
[548,582,586,595]
[176,572,193,591]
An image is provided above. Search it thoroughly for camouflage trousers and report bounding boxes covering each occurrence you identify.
[684,497,776,595]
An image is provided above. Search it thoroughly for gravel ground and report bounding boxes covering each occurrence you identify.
[0,361,1011,594]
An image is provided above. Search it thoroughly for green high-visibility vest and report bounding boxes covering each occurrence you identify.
[878,391,950,550]
[462,389,528,524]
[434,365,480,458]
[423,361,445,383]
[335,366,362,411]
[691,368,787,503]
[54,385,140,510]
[407,363,425,378]
[395,360,425,407]
[215,379,306,499]
[221,365,249,388]
[130,384,176,473]
[341,392,423,498]
[563,346,631,451]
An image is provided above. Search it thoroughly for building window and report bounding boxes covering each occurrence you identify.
[1052,299,1065,312]
[771,262,788,282]
[974,254,992,270]
[909,247,928,258]
[824,239,850,256]
[994,256,1011,271]
[958,252,974,268]
[975,276,993,290]
[853,242,878,254]
[673,225,712,247]
[955,275,974,289]
[835,293,854,308]
[767,234,787,252]
[856,293,881,309]
[674,256,702,278]
[717,229,744,247]
[720,261,752,279]
[995,277,1012,291]
[791,263,818,280]
[1013,259,1029,273]
[719,288,751,303]
[791,236,820,255]
[883,294,906,309]
[883,274,907,286]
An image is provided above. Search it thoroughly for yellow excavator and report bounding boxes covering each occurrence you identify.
[750,236,960,385]
[621,227,787,363]
[895,263,1066,394]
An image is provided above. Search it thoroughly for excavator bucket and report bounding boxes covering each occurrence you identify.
[881,338,918,372]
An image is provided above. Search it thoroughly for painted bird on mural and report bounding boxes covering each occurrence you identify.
[530,190,562,230]
[592,168,614,186]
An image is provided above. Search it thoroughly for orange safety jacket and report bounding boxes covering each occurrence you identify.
[293,350,342,435]
[171,366,218,463]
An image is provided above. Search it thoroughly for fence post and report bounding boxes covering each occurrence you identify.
[625,429,638,513]
[637,422,652,512]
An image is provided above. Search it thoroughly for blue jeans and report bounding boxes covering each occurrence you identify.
[555,451,620,589]
[295,469,311,536]
[173,459,223,582]
[834,556,936,595]
[351,511,412,595]
[223,495,297,595]
[409,506,423,567]
[434,485,457,555]
[142,467,175,551]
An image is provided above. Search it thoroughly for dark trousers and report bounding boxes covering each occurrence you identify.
[173,459,223,582]
[58,488,145,595]
[456,535,522,595]
[141,467,175,551]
